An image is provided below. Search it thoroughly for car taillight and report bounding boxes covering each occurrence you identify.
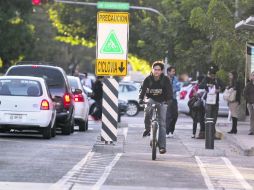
[63,93,71,108]
[41,99,49,110]
[74,94,84,102]
[180,90,187,100]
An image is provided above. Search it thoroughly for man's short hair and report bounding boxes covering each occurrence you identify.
[167,66,176,73]
[152,61,164,70]
[208,65,218,75]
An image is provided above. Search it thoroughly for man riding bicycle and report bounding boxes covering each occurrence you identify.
[139,61,173,154]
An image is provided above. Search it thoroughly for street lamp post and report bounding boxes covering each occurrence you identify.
[54,0,168,22]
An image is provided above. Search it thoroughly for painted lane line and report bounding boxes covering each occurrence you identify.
[49,151,94,190]
[195,156,215,190]
[221,157,253,190]
[92,153,122,190]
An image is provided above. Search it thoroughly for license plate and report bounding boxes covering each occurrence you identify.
[9,114,23,121]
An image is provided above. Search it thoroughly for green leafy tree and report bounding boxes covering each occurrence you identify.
[0,1,34,71]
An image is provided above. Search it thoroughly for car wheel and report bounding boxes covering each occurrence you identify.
[43,126,51,139]
[51,124,56,137]
[70,117,74,133]
[62,118,72,135]
[85,120,88,131]
[79,120,86,132]
[126,102,139,117]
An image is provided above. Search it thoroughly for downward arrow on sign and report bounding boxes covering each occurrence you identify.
[118,62,125,73]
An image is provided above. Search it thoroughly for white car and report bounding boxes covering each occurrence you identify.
[177,81,229,116]
[0,76,56,139]
[67,76,89,131]
[118,82,143,116]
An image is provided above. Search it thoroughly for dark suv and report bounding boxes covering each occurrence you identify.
[6,64,74,135]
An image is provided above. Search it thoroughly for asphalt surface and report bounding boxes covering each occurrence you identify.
[0,113,253,190]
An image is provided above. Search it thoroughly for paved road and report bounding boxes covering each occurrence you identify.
[0,114,253,190]
[0,121,101,189]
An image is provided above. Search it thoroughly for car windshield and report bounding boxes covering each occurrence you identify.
[0,79,42,97]
[7,66,66,95]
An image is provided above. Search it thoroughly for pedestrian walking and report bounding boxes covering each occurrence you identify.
[188,76,205,139]
[91,76,104,120]
[139,61,173,154]
[199,66,225,138]
[224,71,241,134]
[244,71,254,135]
[166,66,181,138]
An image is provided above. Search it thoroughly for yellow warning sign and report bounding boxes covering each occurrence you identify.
[96,59,127,76]
[97,12,129,24]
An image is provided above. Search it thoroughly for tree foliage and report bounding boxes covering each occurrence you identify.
[1,1,254,77]
[0,0,34,70]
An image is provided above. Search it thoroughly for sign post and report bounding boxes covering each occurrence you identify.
[97,12,129,143]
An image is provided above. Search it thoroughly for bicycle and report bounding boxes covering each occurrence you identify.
[149,103,161,160]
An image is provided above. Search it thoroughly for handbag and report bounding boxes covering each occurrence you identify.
[223,88,236,102]
[188,96,203,109]
[193,97,203,108]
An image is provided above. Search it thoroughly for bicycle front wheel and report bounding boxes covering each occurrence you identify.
[151,122,158,160]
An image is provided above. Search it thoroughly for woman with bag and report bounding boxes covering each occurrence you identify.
[244,71,254,135]
[226,71,241,134]
[188,76,205,138]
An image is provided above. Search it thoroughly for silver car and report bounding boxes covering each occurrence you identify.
[177,81,229,116]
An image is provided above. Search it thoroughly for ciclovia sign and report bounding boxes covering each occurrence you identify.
[96,12,129,76]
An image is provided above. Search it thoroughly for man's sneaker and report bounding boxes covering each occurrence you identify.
[169,133,174,138]
[166,134,170,138]
[142,130,150,137]
[159,148,166,154]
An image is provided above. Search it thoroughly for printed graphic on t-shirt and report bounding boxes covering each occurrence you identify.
[149,88,163,96]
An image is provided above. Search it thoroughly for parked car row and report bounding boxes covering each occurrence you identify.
[0,63,90,139]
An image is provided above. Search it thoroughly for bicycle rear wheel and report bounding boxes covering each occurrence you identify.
[151,122,158,160]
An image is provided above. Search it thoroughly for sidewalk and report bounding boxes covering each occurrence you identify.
[216,117,254,156]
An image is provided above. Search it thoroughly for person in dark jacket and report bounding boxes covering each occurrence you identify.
[227,71,241,134]
[188,76,205,138]
[91,76,104,120]
[244,71,254,135]
[166,66,181,138]
[139,61,173,154]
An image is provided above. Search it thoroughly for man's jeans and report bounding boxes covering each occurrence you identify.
[247,103,254,133]
[144,99,167,149]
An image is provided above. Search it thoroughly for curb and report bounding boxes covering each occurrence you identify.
[219,131,254,156]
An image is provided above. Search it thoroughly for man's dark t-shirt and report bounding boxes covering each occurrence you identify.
[139,74,173,103]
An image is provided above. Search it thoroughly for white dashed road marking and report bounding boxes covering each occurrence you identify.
[49,151,122,190]
[196,156,253,190]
